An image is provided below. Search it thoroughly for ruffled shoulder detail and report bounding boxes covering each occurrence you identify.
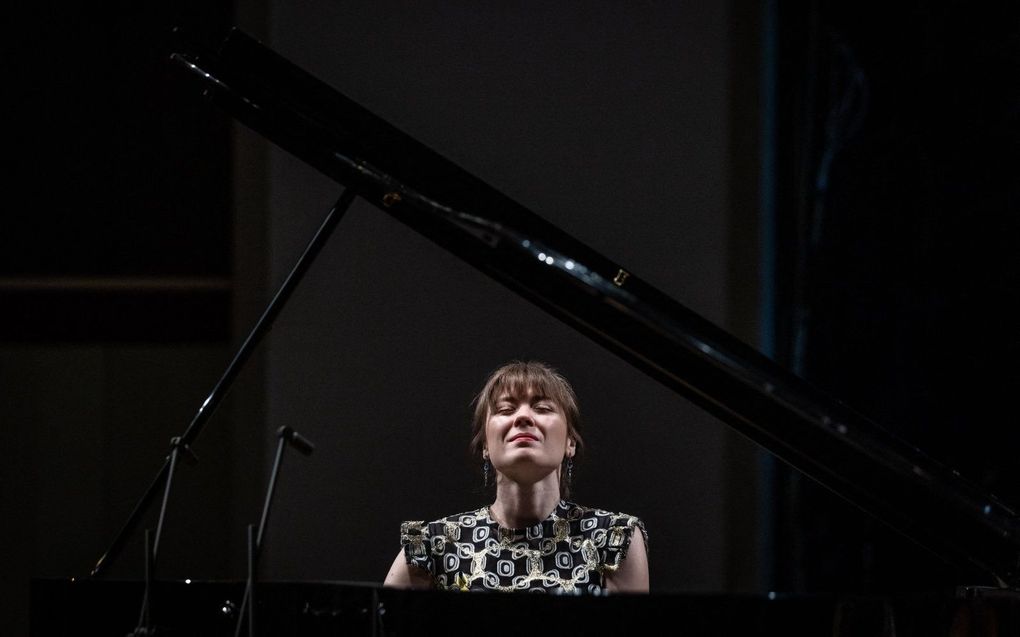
[561,501,648,571]
[399,508,489,577]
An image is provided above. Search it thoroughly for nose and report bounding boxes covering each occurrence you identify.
[512,405,536,426]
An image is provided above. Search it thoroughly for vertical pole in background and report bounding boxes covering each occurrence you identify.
[757,0,779,593]
[233,426,315,637]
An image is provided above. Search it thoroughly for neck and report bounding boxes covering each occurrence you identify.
[490,476,562,529]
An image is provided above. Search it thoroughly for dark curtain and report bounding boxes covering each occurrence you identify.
[772,0,1020,592]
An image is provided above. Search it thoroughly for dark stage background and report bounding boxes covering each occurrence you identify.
[3,1,1017,634]
[770,0,1020,593]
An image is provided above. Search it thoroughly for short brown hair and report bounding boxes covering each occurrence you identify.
[468,360,585,497]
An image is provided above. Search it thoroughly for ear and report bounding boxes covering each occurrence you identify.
[482,448,488,459]
[566,437,576,458]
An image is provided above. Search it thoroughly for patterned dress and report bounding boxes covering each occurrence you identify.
[399,500,646,594]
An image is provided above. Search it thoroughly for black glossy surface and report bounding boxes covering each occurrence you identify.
[163,27,1020,588]
[30,578,1020,637]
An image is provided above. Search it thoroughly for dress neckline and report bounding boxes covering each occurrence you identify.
[485,500,569,533]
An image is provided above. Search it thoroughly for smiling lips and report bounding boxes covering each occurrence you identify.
[509,434,539,443]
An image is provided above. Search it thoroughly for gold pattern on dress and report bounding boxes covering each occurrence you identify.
[402,502,645,593]
[553,518,569,542]
[609,526,625,548]
[400,521,426,557]
[527,552,543,576]
[444,521,459,542]
[580,538,598,566]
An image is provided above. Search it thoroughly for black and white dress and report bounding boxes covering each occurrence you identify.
[399,500,647,594]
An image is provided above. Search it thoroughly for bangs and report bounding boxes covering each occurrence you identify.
[487,367,570,409]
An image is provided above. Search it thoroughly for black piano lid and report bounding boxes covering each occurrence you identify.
[169,27,1019,588]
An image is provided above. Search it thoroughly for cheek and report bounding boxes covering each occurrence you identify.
[484,418,503,446]
[547,420,569,449]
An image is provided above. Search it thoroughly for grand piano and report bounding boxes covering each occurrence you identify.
[31,27,1019,636]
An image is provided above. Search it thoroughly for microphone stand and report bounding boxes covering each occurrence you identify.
[233,426,315,637]
[130,437,197,636]
[90,187,358,579]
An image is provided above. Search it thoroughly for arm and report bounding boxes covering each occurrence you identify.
[383,549,435,589]
[605,527,649,593]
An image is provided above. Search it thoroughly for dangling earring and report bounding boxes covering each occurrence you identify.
[566,457,574,488]
[483,456,492,488]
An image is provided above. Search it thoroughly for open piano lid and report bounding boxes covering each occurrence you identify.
[170,27,1019,589]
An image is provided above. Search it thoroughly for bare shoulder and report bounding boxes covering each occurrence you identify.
[383,549,434,590]
[605,526,649,593]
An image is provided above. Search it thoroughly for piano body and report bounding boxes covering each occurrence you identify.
[29,577,1020,636]
[31,26,1019,636]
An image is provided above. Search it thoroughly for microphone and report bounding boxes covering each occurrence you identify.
[277,426,315,456]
